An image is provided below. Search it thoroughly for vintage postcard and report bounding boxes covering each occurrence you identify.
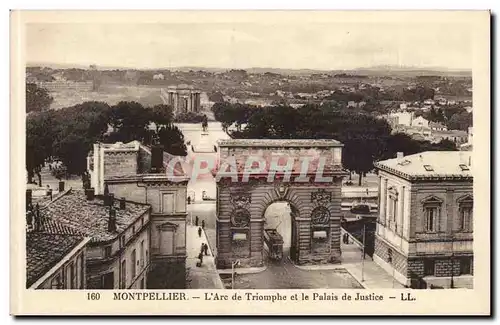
[10,10,490,315]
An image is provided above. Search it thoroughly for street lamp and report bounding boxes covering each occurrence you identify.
[231,260,240,289]
[450,234,455,289]
[361,222,366,282]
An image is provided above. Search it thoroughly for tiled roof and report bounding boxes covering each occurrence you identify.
[41,189,150,243]
[375,151,472,180]
[26,232,85,288]
[27,216,84,236]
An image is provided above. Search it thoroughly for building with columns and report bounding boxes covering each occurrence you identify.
[373,151,473,288]
[161,84,201,115]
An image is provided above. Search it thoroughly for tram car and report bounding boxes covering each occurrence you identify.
[264,228,284,261]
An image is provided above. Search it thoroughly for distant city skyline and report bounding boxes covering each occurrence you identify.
[26,22,472,71]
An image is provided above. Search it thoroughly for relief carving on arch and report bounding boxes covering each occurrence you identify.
[230,192,252,209]
[311,188,332,206]
[231,208,251,228]
[311,206,330,226]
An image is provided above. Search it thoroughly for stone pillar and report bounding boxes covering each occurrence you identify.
[403,186,411,239]
[187,93,192,112]
[397,185,405,236]
[250,219,264,267]
[174,92,179,112]
[379,177,387,224]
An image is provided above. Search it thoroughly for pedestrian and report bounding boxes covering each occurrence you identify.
[200,243,205,254]
[195,216,199,227]
[187,196,191,205]
[201,220,205,229]
[204,243,209,256]
[198,227,202,238]
[198,252,203,266]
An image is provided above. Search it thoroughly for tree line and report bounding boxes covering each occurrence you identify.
[26,84,186,186]
[212,102,457,185]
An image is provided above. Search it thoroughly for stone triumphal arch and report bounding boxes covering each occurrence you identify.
[214,139,348,269]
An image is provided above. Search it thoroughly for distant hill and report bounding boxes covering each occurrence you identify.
[26,62,471,77]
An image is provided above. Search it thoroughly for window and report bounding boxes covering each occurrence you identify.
[425,207,437,232]
[120,259,127,289]
[424,259,435,276]
[141,217,144,228]
[104,246,112,258]
[422,196,442,233]
[131,249,137,279]
[51,274,63,289]
[132,225,136,234]
[457,195,473,232]
[460,258,471,275]
[387,248,393,264]
[387,187,398,231]
[120,236,125,248]
[140,240,145,267]
[423,164,434,171]
[459,206,473,231]
[146,250,149,262]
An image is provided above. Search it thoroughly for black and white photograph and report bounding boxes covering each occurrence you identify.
[10,9,490,315]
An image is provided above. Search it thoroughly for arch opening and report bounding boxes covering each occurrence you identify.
[263,201,298,261]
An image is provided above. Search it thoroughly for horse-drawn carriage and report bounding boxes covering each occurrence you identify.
[264,229,284,261]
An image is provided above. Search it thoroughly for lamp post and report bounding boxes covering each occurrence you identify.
[450,234,455,289]
[361,222,366,282]
[231,260,240,289]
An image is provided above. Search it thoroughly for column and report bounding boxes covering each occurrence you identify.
[397,185,405,236]
[187,93,192,112]
[403,186,411,239]
[379,177,387,224]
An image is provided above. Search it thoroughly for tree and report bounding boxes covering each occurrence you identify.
[26,111,56,185]
[157,125,187,156]
[446,111,472,131]
[107,101,151,143]
[106,101,187,156]
[26,83,53,113]
[51,101,111,175]
[149,104,174,130]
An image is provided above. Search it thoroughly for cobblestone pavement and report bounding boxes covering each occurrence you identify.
[222,254,363,289]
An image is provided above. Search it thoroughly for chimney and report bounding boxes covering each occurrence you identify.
[468,156,472,166]
[108,207,117,232]
[150,145,164,173]
[119,197,126,210]
[26,189,32,209]
[85,188,95,200]
[396,152,404,159]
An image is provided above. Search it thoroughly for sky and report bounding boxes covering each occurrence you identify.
[26,22,472,71]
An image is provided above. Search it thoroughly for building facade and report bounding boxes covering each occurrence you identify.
[87,141,189,288]
[215,139,347,269]
[373,151,473,288]
[41,189,151,289]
